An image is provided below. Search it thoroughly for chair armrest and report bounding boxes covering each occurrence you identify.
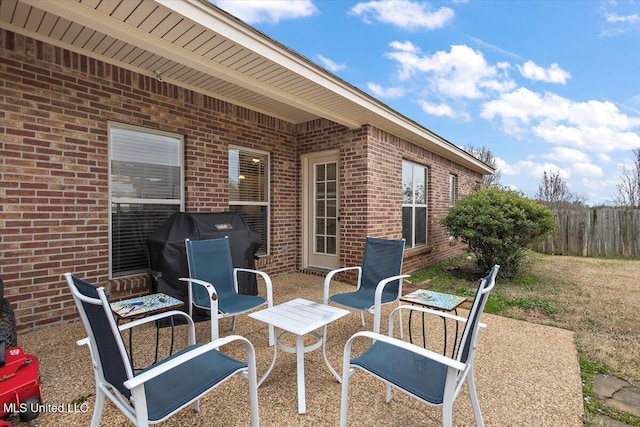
[371,274,410,333]
[323,266,361,304]
[123,334,257,390]
[234,268,274,307]
[389,304,486,332]
[178,277,218,299]
[116,310,195,333]
[178,277,220,311]
[179,277,220,341]
[374,274,410,301]
[77,310,198,348]
[344,330,465,372]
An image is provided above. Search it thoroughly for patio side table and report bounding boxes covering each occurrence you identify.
[249,298,349,414]
[111,293,183,369]
[400,289,467,357]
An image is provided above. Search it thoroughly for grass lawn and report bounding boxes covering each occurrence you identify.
[407,252,640,426]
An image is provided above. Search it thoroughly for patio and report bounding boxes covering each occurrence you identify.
[17,273,584,426]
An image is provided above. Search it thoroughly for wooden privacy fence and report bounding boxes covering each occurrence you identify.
[531,208,640,258]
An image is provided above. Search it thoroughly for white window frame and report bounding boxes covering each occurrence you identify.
[402,160,428,248]
[449,174,458,208]
[108,122,184,278]
[228,145,271,255]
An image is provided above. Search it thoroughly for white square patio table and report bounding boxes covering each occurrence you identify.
[248,298,349,414]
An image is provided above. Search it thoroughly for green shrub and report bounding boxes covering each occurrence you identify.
[440,188,555,277]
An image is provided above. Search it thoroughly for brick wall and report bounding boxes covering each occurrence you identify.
[295,122,482,282]
[0,30,299,331]
[367,126,478,272]
[1,29,482,332]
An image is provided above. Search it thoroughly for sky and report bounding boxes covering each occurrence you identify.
[211,0,640,206]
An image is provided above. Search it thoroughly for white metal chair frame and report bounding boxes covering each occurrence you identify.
[323,237,409,335]
[180,238,274,346]
[66,273,260,427]
[179,272,274,345]
[323,266,409,334]
[339,265,499,427]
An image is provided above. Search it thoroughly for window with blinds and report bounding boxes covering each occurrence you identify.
[402,160,428,248]
[229,146,269,255]
[109,124,184,277]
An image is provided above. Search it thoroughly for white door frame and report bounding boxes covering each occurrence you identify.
[302,150,340,270]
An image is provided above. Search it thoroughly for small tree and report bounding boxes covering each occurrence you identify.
[613,148,640,208]
[535,170,584,208]
[464,144,501,188]
[440,188,555,277]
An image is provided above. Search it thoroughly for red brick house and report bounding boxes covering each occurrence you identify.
[0,0,493,331]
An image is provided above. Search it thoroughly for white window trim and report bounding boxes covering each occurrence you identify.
[108,122,184,278]
[449,174,458,208]
[402,160,428,248]
[228,145,271,255]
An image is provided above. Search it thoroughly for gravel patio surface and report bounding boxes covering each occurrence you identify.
[14,273,584,426]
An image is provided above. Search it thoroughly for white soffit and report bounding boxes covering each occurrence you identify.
[0,0,493,174]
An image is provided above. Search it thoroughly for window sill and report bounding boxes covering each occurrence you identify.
[404,244,433,257]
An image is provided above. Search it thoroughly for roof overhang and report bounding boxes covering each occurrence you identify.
[0,0,493,175]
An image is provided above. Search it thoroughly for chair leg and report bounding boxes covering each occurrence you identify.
[339,367,352,427]
[135,412,150,427]
[468,369,485,427]
[359,311,365,327]
[89,387,106,427]
[397,301,404,339]
[247,367,259,427]
[442,368,458,427]
[442,399,454,427]
[210,316,219,342]
[231,315,237,331]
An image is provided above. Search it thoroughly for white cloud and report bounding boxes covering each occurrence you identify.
[418,100,470,120]
[581,175,619,202]
[518,61,571,84]
[600,6,640,36]
[212,0,317,24]
[496,157,593,197]
[570,162,603,177]
[498,158,572,182]
[597,153,613,163]
[419,101,454,117]
[389,40,420,53]
[605,12,640,24]
[367,83,405,98]
[385,43,515,99]
[350,0,455,30]
[540,147,591,163]
[481,87,640,152]
[467,36,523,61]
[316,55,346,72]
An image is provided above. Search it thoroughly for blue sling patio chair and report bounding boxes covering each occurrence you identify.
[180,237,274,346]
[323,237,409,334]
[339,264,499,427]
[65,273,259,427]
